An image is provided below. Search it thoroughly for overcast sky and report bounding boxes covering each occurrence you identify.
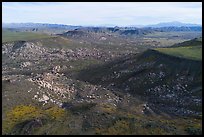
[2,2,202,26]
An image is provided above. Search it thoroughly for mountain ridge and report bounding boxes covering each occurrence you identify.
[3,21,202,29]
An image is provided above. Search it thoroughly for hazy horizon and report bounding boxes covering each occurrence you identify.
[2,2,202,26]
[2,21,202,27]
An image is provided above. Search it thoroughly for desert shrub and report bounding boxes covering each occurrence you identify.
[2,105,66,134]
[95,119,133,135]
[99,103,117,114]
[45,106,65,120]
[142,121,159,128]
[2,105,45,134]
[82,119,92,131]
[69,103,96,114]
[10,118,47,135]
[185,126,202,135]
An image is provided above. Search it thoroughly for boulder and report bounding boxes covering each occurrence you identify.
[43,94,49,101]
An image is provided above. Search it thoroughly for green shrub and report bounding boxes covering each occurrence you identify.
[185,126,202,135]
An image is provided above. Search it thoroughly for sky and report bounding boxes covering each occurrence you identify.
[2,2,202,26]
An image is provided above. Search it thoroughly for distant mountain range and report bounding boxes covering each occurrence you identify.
[2,23,81,30]
[2,21,202,29]
[2,22,202,36]
[145,21,202,28]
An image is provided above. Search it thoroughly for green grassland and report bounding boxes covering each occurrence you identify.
[155,38,202,60]
[156,46,202,60]
[145,31,202,39]
[144,31,202,47]
[2,29,53,43]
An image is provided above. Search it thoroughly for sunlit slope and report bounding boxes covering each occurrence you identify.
[2,29,53,43]
[156,38,202,60]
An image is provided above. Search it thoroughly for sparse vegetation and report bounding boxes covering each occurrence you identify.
[2,23,202,135]
[2,105,67,134]
[2,29,53,43]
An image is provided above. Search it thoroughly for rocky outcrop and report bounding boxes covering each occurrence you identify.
[20,62,32,68]
[2,41,113,63]
[28,72,76,106]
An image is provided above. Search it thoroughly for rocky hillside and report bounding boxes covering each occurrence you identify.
[77,48,202,117]
[2,31,202,135]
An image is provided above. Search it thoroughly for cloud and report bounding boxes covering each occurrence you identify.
[2,2,202,26]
